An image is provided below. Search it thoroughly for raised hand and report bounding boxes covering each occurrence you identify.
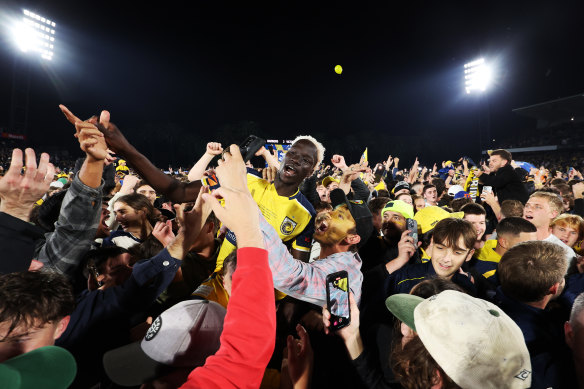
[152,220,175,247]
[0,148,55,221]
[206,142,223,156]
[120,174,140,195]
[77,121,108,161]
[202,145,262,248]
[284,324,314,388]
[262,166,278,183]
[331,154,348,171]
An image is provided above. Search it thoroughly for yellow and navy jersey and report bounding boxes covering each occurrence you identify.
[214,168,315,271]
[473,239,501,280]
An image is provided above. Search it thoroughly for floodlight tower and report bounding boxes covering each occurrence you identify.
[10,9,57,137]
[464,57,493,156]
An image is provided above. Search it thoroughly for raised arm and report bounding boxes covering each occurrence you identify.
[60,105,202,203]
[0,148,53,273]
[183,145,275,389]
[187,142,223,182]
[37,118,108,277]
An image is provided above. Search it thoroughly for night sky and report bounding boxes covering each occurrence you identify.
[1,1,583,166]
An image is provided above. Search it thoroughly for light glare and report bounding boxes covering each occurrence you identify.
[13,9,56,60]
[464,58,491,94]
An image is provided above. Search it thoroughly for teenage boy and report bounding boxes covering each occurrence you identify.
[383,217,477,296]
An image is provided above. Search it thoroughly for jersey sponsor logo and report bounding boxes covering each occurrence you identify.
[145,316,162,341]
[280,216,298,235]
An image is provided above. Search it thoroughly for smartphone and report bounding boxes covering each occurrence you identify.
[201,172,221,190]
[483,186,493,194]
[406,218,418,247]
[239,135,266,162]
[326,271,350,331]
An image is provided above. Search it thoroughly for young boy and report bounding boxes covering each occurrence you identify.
[383,217,477,296]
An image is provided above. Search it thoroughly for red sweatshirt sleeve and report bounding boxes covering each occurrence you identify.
[180,247,276,389]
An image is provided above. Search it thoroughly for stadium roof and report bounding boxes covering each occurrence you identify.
[513,93,584,128]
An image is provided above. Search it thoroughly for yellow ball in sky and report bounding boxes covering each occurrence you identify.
[334,65,343,74]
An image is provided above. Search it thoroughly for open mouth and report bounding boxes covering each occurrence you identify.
[316,220,329,234]
[283,164,298,176]
[524,215,534,221]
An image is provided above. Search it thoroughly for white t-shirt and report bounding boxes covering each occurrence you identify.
[545,233,576,270]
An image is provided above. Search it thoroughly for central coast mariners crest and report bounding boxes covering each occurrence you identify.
[280,216,298,235]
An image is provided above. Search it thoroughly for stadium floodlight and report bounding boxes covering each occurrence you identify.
[464,58,491,94]
[12,9,56,60]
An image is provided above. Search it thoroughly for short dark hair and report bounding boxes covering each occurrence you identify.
[423,184,436,195]
[460,203,486,216]
[498,241,567,303]
[432,218,476,251]
[431,179,446,197]
[377,189,390,198]
[489,149,512,163]
[368,197,390,216]
[0,271,75,339]
[450,198,472,212]
[496,217,537,237]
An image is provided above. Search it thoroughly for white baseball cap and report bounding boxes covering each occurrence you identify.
[386,290,532,389]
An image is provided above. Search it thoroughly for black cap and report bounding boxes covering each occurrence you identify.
[329,188,373,248]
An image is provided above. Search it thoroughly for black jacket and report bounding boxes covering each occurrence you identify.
[479,164,529,204]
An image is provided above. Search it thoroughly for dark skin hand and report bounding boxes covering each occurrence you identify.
[59,105,202,203]
[60,106,316,261]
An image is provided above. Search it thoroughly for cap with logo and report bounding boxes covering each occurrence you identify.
[391,181,410,195]
[103,299,226,386]
[385,290,532,389]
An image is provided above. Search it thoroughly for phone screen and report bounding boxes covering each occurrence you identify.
[326,271,350,330]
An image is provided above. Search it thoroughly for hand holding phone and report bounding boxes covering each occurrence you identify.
[326,271,350,331]
[406,218,418,248]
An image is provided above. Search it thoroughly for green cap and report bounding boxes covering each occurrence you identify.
[0,346,77,389]
[385,293,424,332]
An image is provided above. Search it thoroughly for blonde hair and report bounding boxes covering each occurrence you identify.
[292,135,325,168]
[530,191,564,215]
[551,214,584,240]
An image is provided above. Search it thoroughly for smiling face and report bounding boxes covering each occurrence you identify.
[278,140,318,186]
[114,201,144,231]
[429,236,474,279]
[488,154,507,172]
[314,205,356,246]
[464,213,486,240]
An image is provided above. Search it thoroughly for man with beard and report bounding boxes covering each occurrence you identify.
[358,199,419,272]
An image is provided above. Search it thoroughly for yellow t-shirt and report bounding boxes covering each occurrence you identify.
[214,169,316,272]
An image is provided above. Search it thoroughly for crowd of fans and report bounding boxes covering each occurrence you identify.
[1,105,584,389]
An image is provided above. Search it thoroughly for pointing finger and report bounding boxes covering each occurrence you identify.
[59,104,82,125]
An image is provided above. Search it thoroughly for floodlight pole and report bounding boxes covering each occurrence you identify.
[10,56,32,137]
